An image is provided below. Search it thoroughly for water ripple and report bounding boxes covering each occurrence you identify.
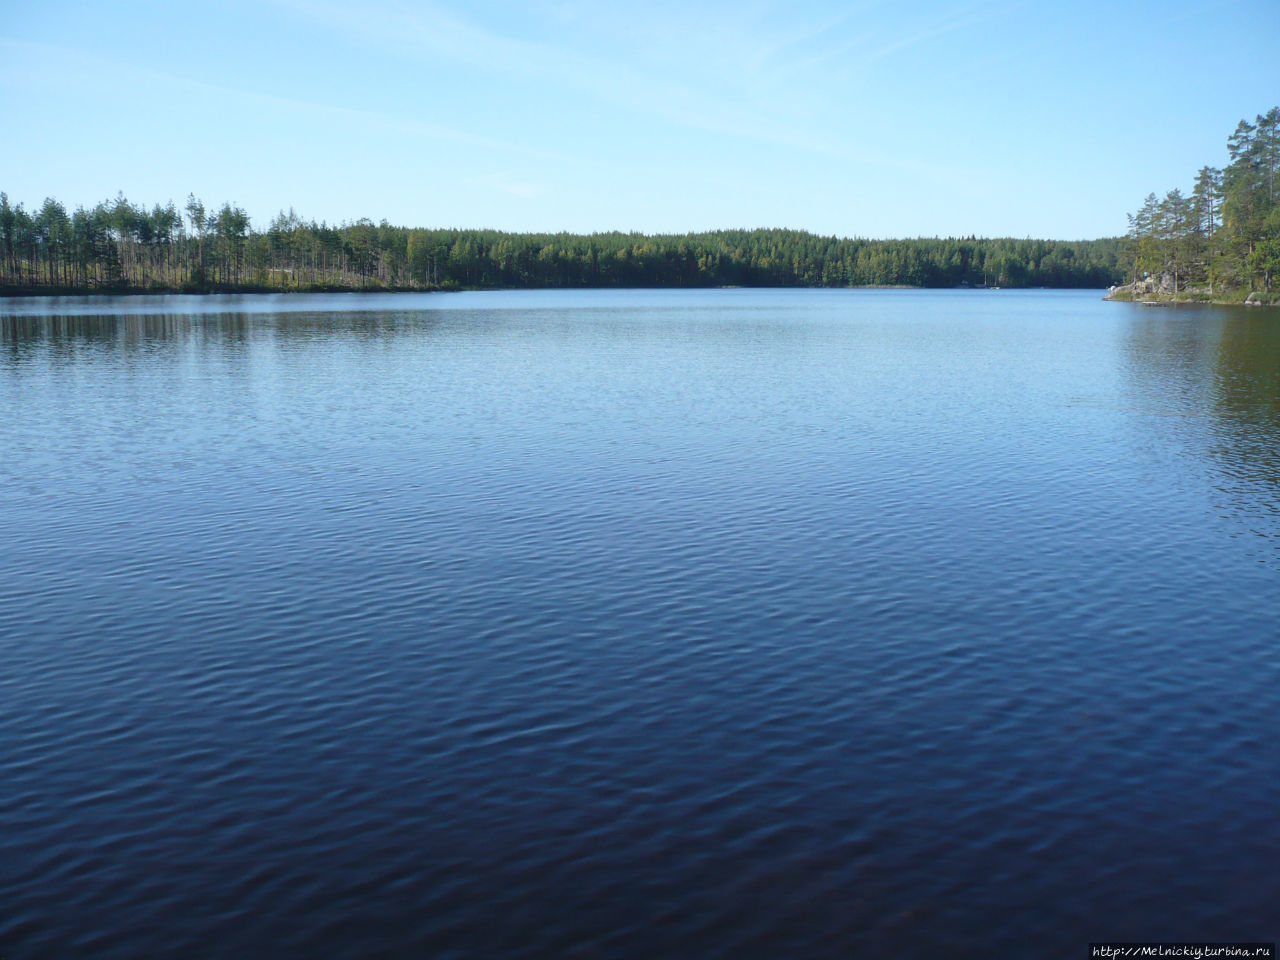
[1,290,1278,958]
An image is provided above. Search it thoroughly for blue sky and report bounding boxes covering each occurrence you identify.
[2,0,1277,238]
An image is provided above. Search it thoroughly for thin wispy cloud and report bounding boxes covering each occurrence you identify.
[261,0,982,181]
[860,0,1013,64]
[0,35,563,162]
[783,0,1013,74]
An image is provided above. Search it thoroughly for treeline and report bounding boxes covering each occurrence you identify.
[0,190,1125,295]
[1126,106,1279,294]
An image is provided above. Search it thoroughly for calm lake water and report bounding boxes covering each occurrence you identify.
[1,289,1277,958]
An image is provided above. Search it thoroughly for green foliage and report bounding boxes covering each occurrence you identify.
[0,192,1126,294]
[1127,106,1280,293]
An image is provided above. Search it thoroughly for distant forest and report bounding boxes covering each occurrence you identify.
[1125,106,1279,295]
[0,188,1125,295]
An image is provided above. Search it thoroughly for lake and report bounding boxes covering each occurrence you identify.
[1,289,1277,958]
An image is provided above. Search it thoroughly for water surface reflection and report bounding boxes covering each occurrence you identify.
[1121,303,1280,558]
[1,291,1277,958]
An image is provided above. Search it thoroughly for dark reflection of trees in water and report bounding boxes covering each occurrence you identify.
[1209,310,1280,507]
[1123,305,1280,554]
[1,313,243,355]
[1,311,440,366]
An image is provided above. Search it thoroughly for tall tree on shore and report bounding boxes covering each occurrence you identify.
[1191,166,1222,235]
[0,193,16,280]
[1127,192,1161,279]
[186,194,207,284]
[1190,167,1223,291]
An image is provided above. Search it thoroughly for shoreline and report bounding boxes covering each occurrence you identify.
[0,283,444,299]
[0,282,1104,300]
[1104,287,1279,308]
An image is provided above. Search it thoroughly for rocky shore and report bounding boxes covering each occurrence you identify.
[1104,272,1277,306]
